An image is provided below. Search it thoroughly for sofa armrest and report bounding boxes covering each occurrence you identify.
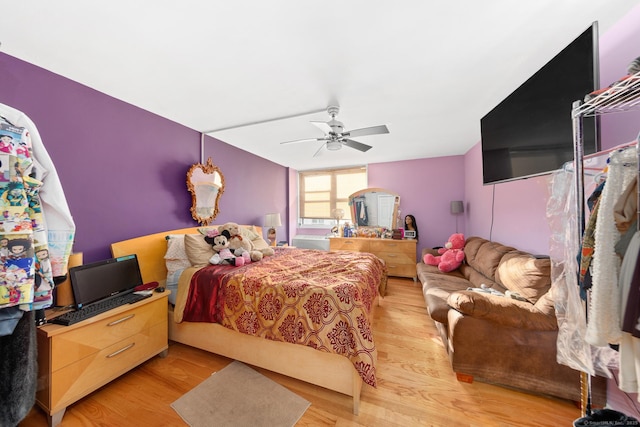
[447,290,557,331]
[421,247,439,261]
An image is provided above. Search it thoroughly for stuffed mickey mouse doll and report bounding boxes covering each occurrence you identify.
[204,229,250,266]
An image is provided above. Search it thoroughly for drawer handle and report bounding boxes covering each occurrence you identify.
[107,314,135,326]
[107,343,135,358]
[388,254,398,257]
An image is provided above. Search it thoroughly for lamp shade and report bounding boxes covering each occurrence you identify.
[331,208,345,220]
[264,213,282,228]
[450,201,464,214]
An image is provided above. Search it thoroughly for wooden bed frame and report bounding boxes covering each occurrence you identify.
[110,226,375,414]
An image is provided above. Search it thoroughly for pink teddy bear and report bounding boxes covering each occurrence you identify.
[423,233,465,273]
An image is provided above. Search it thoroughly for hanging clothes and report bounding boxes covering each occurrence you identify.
[0,121,42,310]
[579,180,605,298]
[586,146,638,348]
[547,155,619,377]
[0,104,75,426]
[0,103,75,313]
[617,231,640,398]
[0,310,37,427]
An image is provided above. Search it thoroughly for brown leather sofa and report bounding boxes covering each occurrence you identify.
[417,236,606,405]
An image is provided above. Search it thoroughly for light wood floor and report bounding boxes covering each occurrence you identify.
[21,277,583,426]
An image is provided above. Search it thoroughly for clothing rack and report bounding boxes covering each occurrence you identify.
[572,70,640,417]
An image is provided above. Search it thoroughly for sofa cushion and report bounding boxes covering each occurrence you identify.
[464,237,515,281]
[494,251,551,304]
[459,264,501,289]
[447,290,558,331]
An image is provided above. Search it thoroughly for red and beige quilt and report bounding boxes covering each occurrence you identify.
[172,247,387,387]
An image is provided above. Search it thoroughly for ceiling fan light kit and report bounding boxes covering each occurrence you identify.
[280,105,389,157]
[327,141,342,151]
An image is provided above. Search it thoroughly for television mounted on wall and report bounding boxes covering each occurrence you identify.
[480,22,600,185]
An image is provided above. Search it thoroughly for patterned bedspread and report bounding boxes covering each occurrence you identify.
[176,247,387,387]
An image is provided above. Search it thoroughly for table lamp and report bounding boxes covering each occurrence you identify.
[450,200,464,233]
[264,213,282,246]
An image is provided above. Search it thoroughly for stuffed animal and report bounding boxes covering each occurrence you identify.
[423,233,465,273]
[204,229,250,266]
[218,222,273,261]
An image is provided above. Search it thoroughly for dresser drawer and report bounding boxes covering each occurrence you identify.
[369,240,415,256]
[330,238,368,252]
[387,263,417,279]
[48,322,168,413]
[50,298,166,371]
[375,251,415,266]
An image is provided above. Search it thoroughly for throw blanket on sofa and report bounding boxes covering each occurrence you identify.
[177,248,386,387]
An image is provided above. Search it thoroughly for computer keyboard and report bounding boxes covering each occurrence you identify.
[51,292,151,326]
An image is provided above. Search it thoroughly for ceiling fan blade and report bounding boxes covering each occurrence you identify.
[311,121,332,134]
[312,143,325,157]
[280,137,326,145]
[345,124,389,138]
[343,139,372,152]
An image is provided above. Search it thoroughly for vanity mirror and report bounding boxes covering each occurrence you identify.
[187,157,225,225]
[348,188,400,230]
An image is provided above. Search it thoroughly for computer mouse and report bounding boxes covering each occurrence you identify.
[154,286,165,293]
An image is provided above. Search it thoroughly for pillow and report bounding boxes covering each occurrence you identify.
[240,225,261,241]
[197,226,217,236]
[165,234,191,276]
[198,225,271,251]
[244,225,271,250]
[494,251,551,304]
[184,234,215,267]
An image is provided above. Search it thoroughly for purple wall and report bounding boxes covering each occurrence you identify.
[0,53,288,263]
[368,157,465,259]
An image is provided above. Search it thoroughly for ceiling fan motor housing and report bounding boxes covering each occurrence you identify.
[327,119,344,134]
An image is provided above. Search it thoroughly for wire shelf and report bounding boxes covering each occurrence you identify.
[572,70,640,117]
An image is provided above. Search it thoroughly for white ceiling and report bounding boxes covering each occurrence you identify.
[2,1,638,170]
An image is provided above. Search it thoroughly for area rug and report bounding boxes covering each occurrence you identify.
[171,360,311,427]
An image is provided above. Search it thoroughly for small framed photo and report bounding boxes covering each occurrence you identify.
[404,230,416,239]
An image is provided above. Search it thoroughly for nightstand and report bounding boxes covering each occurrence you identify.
[36,291,169,426]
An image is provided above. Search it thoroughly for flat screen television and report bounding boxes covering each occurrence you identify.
[480,22,600,185]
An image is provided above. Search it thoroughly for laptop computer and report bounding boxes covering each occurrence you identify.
[69,254,144,309]
[51,254,146,325]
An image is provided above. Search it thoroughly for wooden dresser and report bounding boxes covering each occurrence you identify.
[36,291,169,427]
[330,237,417,280]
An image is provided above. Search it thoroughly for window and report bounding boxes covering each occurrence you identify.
[298,166,367,226]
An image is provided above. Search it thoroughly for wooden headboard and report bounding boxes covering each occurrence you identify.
[110,225,262,285]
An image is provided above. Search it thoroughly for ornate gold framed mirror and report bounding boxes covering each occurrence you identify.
[186,157,225,225]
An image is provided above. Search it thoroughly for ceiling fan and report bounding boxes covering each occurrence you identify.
[280,105,389,157]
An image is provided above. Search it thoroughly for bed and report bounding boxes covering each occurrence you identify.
[110,225,387,414]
